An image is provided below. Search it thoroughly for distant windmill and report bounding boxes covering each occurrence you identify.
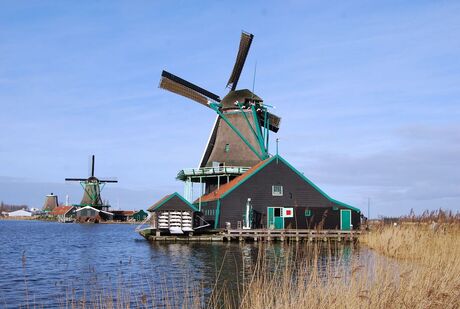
[159,31,281,168]
[43,193,59,211]
[65,155,117,210]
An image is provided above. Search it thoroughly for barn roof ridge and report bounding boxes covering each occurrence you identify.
[196,154,360,212]
[148,192,198,212]
[49,206,74,216]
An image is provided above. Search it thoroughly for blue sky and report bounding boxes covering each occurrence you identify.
[0,1,459,217]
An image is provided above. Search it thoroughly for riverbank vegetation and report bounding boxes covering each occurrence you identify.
[232,224,459,309]
[227,210,459,309]
[16,211,460,308]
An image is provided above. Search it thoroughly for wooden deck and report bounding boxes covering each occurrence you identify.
[144,229,361,242]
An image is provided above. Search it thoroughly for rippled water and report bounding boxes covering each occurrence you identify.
[0,220,372,308]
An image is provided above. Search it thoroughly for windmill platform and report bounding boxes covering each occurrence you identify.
[140,229,361,243]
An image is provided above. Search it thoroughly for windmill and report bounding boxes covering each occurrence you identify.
[65,155,117,211]
[159,31,281,169]
[43,193,59,211]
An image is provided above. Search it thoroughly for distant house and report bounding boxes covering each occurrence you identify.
[111,210,135,222]
[50,206,75,223]
[133,210,148,222]
[8,209,32,217]
[75,206,113,223]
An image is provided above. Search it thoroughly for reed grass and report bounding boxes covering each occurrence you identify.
[235,224,460,309]
[17,221,460,308]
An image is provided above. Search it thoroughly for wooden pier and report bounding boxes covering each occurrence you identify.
[144,229,361,242]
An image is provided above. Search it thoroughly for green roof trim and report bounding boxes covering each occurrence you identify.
[151,192,198,212]
[221,155,360,213]
[220,156,276,199]
[276,156,360,213]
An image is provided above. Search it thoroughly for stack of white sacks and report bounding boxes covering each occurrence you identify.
[157,211,194,234]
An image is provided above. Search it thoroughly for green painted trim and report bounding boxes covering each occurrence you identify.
[152,192,198,212]
[276,156,361,213]
[220,156,277,199]
[214,199,221,229]
[340,209,352,230]
[210,103,264,160]
[80,181,97,205]
[251,105,268,158]
[263,108,269,150]
[236,102,263,154]
[194,201,207,207]
[219,154,360,213]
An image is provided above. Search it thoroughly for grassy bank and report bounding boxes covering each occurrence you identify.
[14,213,459,308]
[233,224,460,309]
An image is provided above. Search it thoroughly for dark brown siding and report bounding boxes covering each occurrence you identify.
[218,158,360,229]
[197,201,218,228]
[155,195,195,212]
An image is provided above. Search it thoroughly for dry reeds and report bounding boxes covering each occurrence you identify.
[235,224,460,309]
[20,223,460,308]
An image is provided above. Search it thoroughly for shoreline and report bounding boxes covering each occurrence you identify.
[0,217,138,225]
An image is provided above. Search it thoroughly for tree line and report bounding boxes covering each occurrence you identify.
[0,201,29,212]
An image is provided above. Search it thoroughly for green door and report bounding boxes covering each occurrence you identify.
[340,209,351,230]
[267,207,284,229]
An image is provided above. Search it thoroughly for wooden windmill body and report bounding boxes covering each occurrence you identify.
[159,32,281,201]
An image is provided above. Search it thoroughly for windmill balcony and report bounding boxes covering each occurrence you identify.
[176,166,250,182]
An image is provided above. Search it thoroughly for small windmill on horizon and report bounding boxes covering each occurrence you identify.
[65,155,118,211]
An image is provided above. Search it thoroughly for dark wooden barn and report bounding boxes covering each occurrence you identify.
[147,193,203,234]
[195,155,361,230]
[75,206,113,223]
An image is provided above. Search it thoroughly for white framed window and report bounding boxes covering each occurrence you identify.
[272,185,283,196]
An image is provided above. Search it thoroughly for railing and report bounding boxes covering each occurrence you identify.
[177,166,250,180]
[226,229,361,238]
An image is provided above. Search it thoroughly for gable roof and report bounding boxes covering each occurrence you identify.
[148,192,198,212]
[75,206,113,215]
[196,155,360,212]
[8,209,32,216]
[50,206,74,216]
[197,157,272,203]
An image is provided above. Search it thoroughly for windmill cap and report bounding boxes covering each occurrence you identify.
[220,89,263,109]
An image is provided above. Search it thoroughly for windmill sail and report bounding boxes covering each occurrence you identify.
[226,32,254,91]
[258,112,281,133]
[159,32,280,169]
[65,155,117,209]
[159,71,220,106]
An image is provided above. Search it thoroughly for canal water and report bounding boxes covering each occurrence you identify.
[0,220,371,308]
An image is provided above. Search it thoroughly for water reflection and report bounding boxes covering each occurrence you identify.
[0,221,373,308]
